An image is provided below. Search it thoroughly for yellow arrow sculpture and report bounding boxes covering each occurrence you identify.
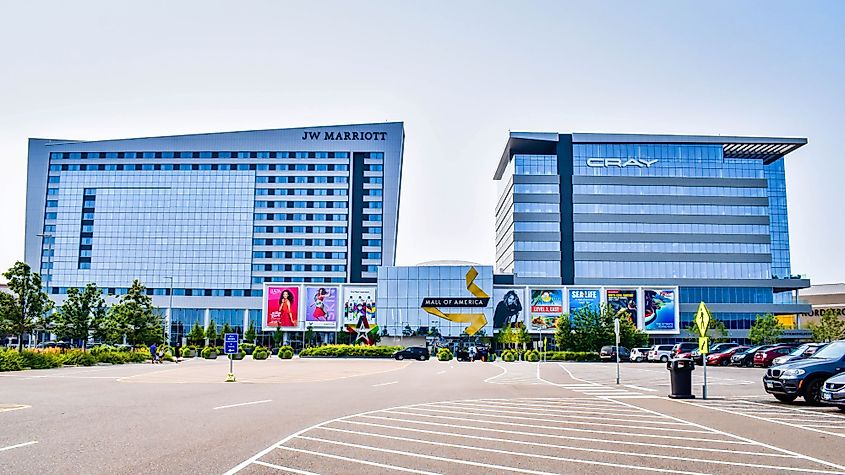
[422,267,489,335]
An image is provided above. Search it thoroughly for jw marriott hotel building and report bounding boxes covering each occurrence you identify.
[25,123,403,343]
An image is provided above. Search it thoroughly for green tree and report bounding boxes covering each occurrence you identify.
[0,261,54,351]
[206,319,218,346]
[618,313,649,349]
[220,322,234,338]
[304,324,315,348]
[808,309,845,343]
[106,279,162,346]
[554,314,573,350]
[244,320,256,343]
[496,325,516,350]
[53,283,104,351]
[748,313,784,345]
[272,326,284,348]
[187,321,205,346]
[562,304,648,352]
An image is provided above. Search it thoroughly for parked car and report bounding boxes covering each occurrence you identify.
[772,343,827,366]
[705,346,749,366]
[754,344,800,368]
[709,342,739,354]
[393,347,430,361]
[672,342,698,357]
[648,345,675,362]
[820,372,845,412]
[35,341,71,350]
[675,350,697,364]
[731,345,777,367]
[630,347,651,362]
[600,345,630,362]
[763,340,845,404]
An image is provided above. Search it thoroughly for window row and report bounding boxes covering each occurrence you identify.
[574,241,771,254]
[572,203,769,216]
[255,189,347,197]
[513,203,559,213]
[45,286,262,297]
[50,151,354,160]
[513,184,558,194]
[249,248,347,259]
[252,242,348,255]
[252,264,346,272]
[574,261,772,279]
[253,277,346,284]
[256,176,348,184]
[249,225,347,233]
[251,213,347,221]
[253,202,348,211]
[680,287,773,304]
[573,223,770,234]
[573,184,767,197]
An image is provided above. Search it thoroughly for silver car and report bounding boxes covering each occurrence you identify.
[630,347,651,362]
[820,372,845,412]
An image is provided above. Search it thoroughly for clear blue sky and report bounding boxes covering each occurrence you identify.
[1,1,842,283]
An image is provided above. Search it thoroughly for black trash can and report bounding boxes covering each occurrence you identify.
[667,358,695,399]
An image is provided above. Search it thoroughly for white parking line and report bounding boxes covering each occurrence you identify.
[349,416,794,458]
[296,434,709,475]
[625,384,658,392]
[372,381,398,387]
[0,404,31,413]
[436,370,446,374]
[212,399,272,411]
[276,445,438,474]
[317,425,826,473]
[427,401,683,425]
[0,441,38,452]
[682,400,845,439]
[253,460,320,475]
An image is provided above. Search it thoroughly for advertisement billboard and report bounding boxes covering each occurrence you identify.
[263,285,300,331]
[305,286,339,329]
[529,288,564,332]
[343,286,377,326]
[568,288,601,316]
[643,288,679,334]
[606,289,638,323]
[492,287,525,330]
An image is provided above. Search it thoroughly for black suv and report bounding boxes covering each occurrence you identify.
[763,340,845,404]
[731,344,776,367]
[393,347,430,361]
[600,345,630,362]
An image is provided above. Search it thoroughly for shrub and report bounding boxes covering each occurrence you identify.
[252,346,269,360]
[0,349,24,372]
[201,347,218,359]
[437,348,453,361]
[501,350,517,362]
[487,352,497,362]
[541,351,600,362]
[19,350,63,369]
[525,350,540,362]
[278,345,294,355]
[61,350,98,366]
[298,344,401,358]
[128,350,150,363]
[278,348,294,359]
[242,343,256,355]
[95,350,131,364]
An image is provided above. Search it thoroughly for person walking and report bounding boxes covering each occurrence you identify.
[149,343,158,364]
[175,342,182,363]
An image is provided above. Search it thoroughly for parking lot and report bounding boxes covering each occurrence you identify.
[2,358,845,474]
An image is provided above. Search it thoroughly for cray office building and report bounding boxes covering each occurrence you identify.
[493,132,812,342]
[24,122,403,346]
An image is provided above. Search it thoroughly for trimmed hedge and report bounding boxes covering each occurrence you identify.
[252,346,270,360]
[525,350,541,362]
[501,350,517,362]
[487,352,497,362]
[298,344,402,358]
[0,348,24,371]
[201,347,218,359]
[0,348,150,372]
[541,351,600,362]
[436,348,453,361]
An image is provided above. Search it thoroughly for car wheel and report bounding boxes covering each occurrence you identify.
[660,355,669,363]
[803,377,824,405]
[418,355,425,361]
[396,355,404,361]
[745,360,754,368]
[774,394,797,403]
[720,359,730,366]
[838,406,845,413]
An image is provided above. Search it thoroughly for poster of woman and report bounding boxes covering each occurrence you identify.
[305,286,339,328]
[264,285,299,330]
[492,287,524,329]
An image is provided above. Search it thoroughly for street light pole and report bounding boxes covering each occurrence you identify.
[36,232,53,348]
[165,276,174,345]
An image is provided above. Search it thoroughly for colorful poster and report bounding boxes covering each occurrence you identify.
[305,286,339,328]
[529,288,564,332]
[493,287,524,329]
[643,289,678,333]
[264,285,299,330]
[343,286,379,344]
[568,288,600,315]
[606,289,638,323]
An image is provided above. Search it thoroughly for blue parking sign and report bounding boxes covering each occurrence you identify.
[224,333,238,354]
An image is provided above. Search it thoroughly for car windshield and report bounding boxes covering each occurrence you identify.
[809,341,845,360]
[788,345,809,356]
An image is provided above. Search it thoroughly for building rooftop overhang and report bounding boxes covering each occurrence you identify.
[495,131,807,179]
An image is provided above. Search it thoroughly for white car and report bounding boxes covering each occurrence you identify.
[648,345,674,363]
[630,347,651,362]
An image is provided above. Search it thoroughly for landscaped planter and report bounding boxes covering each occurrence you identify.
[231,353,245,360]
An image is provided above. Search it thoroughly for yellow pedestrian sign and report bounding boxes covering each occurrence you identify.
[694,301,712,337]
[699,337,709,355]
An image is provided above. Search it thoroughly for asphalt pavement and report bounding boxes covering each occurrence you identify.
[1,357,844,474]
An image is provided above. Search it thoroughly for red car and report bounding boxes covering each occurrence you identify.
[753,345,798,368]
[705,346,749,366]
